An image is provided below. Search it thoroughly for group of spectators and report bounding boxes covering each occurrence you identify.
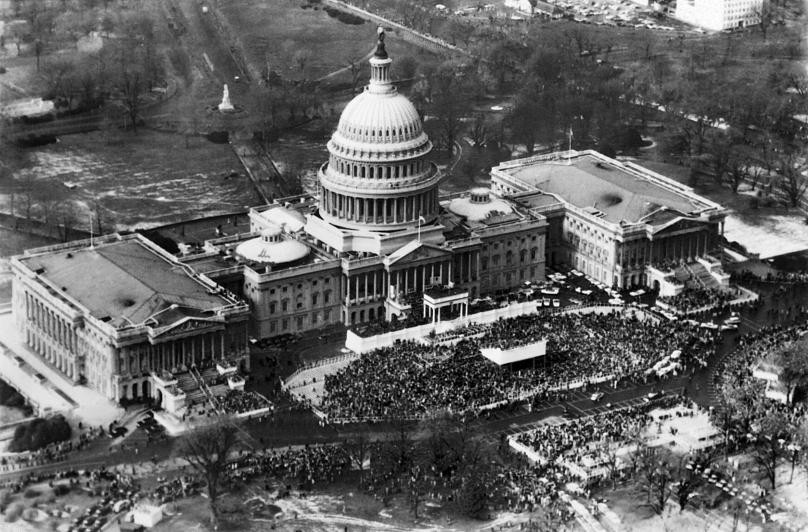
[658,287,735,313]
[218,390,273,416]
[322,311,717,420]
[732,269,808,286]
[0,426,104,473]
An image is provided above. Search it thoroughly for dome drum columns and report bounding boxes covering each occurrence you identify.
[320,188,439,230]
[317,28,440,234]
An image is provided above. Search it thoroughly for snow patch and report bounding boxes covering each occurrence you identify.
[723,213,808,259]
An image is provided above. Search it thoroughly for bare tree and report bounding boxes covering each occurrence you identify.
[750,409,791,489]
[179,419,241,530]
[753,0,776,41]
[778,148,808,208]
[638,447,675,515]
[344,430,373,489]
[347,57,363,94]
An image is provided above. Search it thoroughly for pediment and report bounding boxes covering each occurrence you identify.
[385,241,451,267]
[150,317,223,339]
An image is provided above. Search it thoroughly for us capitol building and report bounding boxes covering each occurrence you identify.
[10,29,727,402]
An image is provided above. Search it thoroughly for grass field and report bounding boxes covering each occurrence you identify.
[1,130,259,231]
[220,0,442,83]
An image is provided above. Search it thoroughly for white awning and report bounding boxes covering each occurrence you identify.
[481,339,547,365]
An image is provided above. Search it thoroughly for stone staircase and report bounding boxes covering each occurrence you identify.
[690,261,721,290]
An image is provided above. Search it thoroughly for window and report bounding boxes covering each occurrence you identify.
[324,290,331,304]
[282,286,288,293]
[282,319,288,331]
[281,300,288,312]
[297,317,304,329]
[269,302,276,314]
[312,293,319,305]
[270,289,276,295]
[270,321,277,333]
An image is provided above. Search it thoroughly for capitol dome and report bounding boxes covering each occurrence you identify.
[318,28,440,233]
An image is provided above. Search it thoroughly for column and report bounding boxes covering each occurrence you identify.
[467,252,472,282]
[373,270,378,300]
[354,275,359,302]
[404,269,409,293]
[393,197,398,223]
[364,273,368,302]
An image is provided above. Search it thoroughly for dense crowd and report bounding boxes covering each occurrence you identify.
[658,287,735,313]
[229,445,352,488]
[323,311,717,420]
[218,390,273,416]
[517,407,650,463]
[0,426,104,472]
[732,269,808,286]
[714,322,807,391]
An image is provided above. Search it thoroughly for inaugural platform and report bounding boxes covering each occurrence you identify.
[480,339,547,366]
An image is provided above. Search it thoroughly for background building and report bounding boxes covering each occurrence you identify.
[11,233,250,402]
[178,30,548,337]
[491,150,728,290]
[675,0,764,30]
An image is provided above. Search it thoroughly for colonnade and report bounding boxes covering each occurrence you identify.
[22,291,79,381]
[119,331,227,376]
[620,230,713,268]
[322,188,438,226]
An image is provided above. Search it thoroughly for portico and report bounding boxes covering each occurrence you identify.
[423,286,469,323]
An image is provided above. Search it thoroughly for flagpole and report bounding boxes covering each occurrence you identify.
[89,214,94,250]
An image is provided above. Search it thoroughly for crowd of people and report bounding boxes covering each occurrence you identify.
[322,310,718,420]
[0,426,105,473]
[218,390,273,416]
[658,287,735,313]
[516,406,651,464]
[732,269,808,286]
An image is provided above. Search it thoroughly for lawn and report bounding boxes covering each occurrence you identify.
[0,130,259,231]
[220,0,442,84]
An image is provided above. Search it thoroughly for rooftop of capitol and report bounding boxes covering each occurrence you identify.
[14,234,242,329]
[494,150,723,226]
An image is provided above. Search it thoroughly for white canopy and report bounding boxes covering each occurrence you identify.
[481,339,547,365]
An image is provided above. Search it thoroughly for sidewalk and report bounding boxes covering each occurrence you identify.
[0,313,123,427]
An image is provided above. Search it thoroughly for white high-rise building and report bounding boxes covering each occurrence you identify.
[675,0,764,31]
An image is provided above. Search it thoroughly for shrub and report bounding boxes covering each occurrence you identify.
[53,484,70,497]
[9,415,71,453]
[0,380,27,409]
[4,502,23,522]
[37,491,55,504]
[0,490,10,512]
[23,488,40,499]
